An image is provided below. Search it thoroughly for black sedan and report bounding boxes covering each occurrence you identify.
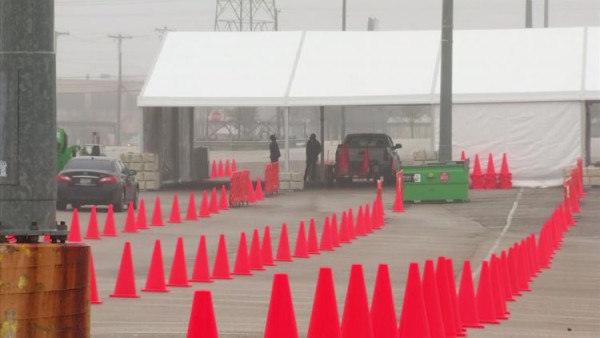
[57,157,139,212]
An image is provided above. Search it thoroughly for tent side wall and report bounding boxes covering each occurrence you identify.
[434,101,582,187]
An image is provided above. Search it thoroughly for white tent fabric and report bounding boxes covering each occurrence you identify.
[434,101,582,188]
[138,27,599,107]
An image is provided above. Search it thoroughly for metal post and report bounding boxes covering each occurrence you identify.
[109,34,132,145]
[544,0,549,27]
[320,106,325,166]
[439,0,453,162]
[284,107,290,172]
[526,0,533,28]
[249,0,253,31]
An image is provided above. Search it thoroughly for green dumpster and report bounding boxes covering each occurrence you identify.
[402,161,469,202]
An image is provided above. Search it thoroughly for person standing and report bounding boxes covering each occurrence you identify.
[304,133,321,182]
[269,134,281,163]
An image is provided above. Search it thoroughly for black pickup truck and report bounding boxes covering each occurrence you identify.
[327,133,401,186]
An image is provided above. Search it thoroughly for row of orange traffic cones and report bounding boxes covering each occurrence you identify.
[186,161,585,337]
[464,152,513,189]
[64,180,268,243]
[98,195,385,301]
[210,159,237,178]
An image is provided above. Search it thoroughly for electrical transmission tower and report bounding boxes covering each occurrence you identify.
[214,0,277,31]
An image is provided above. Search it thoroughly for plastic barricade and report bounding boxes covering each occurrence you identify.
[264,162,279,196]
[229,170,251,207]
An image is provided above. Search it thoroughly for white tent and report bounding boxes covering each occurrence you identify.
[139,27,599,187]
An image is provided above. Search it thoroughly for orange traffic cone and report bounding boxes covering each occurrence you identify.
[307,218,320,255]
[210,160,218,178]
[490,255,509,320]
[330,214,341,247]
[219,185,229,211]
[355,206,366,236]
[370,264,397,338]
[224,159,231,177]
[85,206,101,240]
[190,235,213,283]
[484,153,498,189]
[232,159,238,173]
[500,251,515,301]
[150,196,164,226]
[168,195,182,224]
[371,200,382,230]
[186,192,198,221]
[393,178,404,213]
[339,212,351,244]
[102,204,118,236]
[249,229,265,271]
[471,154,484,189]
[341,264,374,338]
[422,260,446,338]
[248,179,257,203]
[212,234,232,279]
[460,150,466,161]
[142,240,169,292]
[90,251,102,304]
[265,274,299,338]
[398,262,430,338]
[307,267,342,338]
[123,202,138,233]
[293,221,310,258]
[457,260,483,328]
[347,208,356,239]
[199,190,211,218]
[364,204,373,234]
[436,257,461,337]
[444,258,464,333]
[167,237,191,287]
[319,218,334,251]
[218,160,224,177]
[110,242,140,298]
[209,187,220,214]
[276,223,293,262]
[136,199,149,230]
[233,232,252,276]
[187,290,218,338]
[499,153,512,189]
[67,208,82,242]
[255,178,265,201]
[476,261,500,324]
[262,226,276,266]
[360,147,371,176]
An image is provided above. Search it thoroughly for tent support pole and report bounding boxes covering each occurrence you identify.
[439,0,453,161]
[284,106,290,172]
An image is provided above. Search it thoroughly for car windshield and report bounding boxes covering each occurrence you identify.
[64,159,114,171]
[345,135,390,147]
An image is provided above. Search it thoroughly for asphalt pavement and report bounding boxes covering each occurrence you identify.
[55,185,600,337]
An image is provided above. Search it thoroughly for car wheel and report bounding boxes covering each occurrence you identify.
[113,190,125,212]
[56,200,67,211]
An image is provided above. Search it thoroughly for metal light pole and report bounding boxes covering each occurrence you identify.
[439,0,453,162]
[109,34,132,145]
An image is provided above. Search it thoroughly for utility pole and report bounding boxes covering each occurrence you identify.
[340,0,347,141]
[526,0,533,28]
[155,26,175,40]
[108,34,132,145]
[439,0,453,161]
[544,0,549,27]
[54,30,69,52]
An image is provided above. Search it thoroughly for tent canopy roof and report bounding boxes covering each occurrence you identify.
[138,27,599,107]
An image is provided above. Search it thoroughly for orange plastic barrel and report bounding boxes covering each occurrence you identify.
[0,243,90,338]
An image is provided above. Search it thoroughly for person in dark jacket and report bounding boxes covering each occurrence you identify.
[269,135,281,163]
[304,133,321,182]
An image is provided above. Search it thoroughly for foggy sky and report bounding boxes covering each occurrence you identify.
[55,0,600,80]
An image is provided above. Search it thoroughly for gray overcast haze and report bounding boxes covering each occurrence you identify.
[55,0,600,80]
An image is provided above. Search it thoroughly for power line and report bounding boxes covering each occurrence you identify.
[108,34,132,145]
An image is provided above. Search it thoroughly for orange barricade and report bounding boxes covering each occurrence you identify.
[264,162,279,196]
[229,170,251,207]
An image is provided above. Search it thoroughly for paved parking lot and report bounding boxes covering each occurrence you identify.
[56,185,600,337]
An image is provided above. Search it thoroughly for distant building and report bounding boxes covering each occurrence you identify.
[57,79,143,146]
